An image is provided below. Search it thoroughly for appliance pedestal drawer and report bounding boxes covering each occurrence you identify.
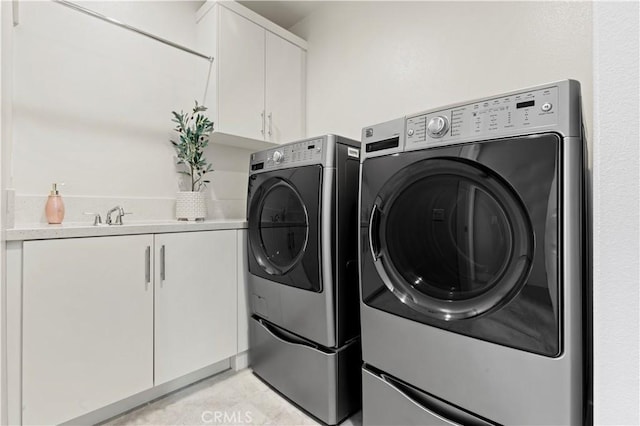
[362,365,498,426]
[250,316,361,425]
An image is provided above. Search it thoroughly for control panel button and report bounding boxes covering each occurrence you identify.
[273,150,284,164]
[427,115,449,138]
[541,102,553,112]
[407,129,415,136]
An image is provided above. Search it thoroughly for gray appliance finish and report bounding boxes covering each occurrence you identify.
[250,317,361,425]
[247,135,362,425]
[359,80,588,425]
[362,367,496,426]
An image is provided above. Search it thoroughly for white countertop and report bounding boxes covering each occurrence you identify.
[5,219,248,241]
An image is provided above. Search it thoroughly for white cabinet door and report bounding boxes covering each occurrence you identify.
[196,2,307,147]
[22,236,154,426]
[265,31,305,144]
[218,6,265,141]
[154,230,238,385]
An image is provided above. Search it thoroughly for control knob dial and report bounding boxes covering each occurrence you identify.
[427,115,450,138]
[273,150,284,164]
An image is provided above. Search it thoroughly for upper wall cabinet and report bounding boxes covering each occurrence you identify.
[196,1,307,149]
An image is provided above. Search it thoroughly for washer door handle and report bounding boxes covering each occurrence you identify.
[369,204,381,261]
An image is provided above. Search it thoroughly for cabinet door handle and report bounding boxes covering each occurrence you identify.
[268,112,273,137]
[160,245,166,281]
[261,111,265,135]
[144,246,150,289]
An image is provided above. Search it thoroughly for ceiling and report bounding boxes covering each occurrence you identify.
[237,1,323,29]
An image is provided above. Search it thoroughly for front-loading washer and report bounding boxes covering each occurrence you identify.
[359,80,588,425]
[247,135,362,425]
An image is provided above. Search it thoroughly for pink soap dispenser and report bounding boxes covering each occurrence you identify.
[45,183,65,224]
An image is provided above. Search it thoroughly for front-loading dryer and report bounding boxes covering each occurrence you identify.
[359,80,588,425]
[247,135,362,425]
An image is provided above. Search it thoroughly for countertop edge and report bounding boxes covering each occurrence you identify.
[4,220,248,241]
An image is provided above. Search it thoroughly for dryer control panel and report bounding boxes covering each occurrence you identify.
[250,138,324,173]
[406,86,559,149]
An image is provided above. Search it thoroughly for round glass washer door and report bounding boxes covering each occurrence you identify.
[371,158,535,320]
[249,179,309,275]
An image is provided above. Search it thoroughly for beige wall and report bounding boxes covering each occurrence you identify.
[291,1,592,154]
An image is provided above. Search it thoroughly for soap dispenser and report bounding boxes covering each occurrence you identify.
[45,183,65,224]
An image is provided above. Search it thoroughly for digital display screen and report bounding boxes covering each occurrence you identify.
[517,100,535,109]
[307,145,315,150]
[251,162,264,171]
[366,137,399,153]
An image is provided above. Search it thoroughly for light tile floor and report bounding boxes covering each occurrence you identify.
[104,369,363,426]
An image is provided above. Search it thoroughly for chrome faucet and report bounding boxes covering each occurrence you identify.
[105,206,122,225]
[106,206,131,225]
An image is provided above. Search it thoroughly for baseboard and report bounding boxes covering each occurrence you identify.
[232,351,249,371]
[61,358,232,426]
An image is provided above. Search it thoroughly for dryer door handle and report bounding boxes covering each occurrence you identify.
[368,204,381,261]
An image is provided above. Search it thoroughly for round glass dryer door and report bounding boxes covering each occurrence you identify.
[371,158,534,320]
[251,179,309,275]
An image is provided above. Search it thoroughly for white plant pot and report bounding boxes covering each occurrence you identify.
[176,191,207,221]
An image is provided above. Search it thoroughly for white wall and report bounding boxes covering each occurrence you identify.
[290,0,602,421]
[291,1,592,145]
[593,2,640,424]
[11,1,250,222]
[0,0,13,422]
[0,5,4,424]
[292,1,640,423]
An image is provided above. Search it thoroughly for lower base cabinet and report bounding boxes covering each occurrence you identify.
[20,230,239,425]
[22,235,154,425]
[154,231,237,385]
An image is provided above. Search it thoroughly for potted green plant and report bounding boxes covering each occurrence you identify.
[170,101,214,221]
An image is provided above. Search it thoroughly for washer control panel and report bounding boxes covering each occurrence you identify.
[427,115,450,138]
[406,86,559,147]
[250,138,324,172]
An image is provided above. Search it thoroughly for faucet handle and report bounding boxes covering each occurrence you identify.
[114,210,132,225]
[83,212,102,226]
